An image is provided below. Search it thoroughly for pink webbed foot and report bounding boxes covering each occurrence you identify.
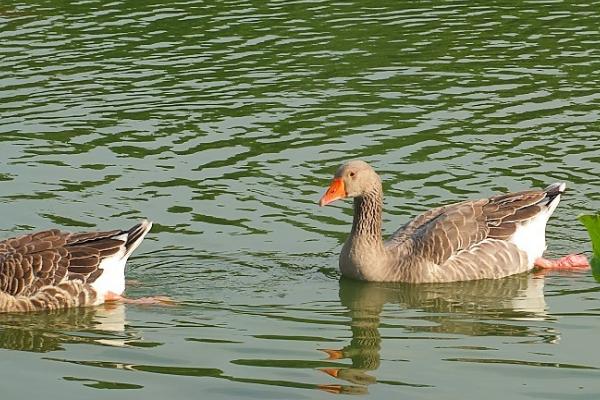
[534,254,590,270]
[105,292,176,306]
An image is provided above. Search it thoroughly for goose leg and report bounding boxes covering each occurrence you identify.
[105,291,176,305]
[534,254,590,270]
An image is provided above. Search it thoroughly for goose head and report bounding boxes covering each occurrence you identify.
[319,160,381,206]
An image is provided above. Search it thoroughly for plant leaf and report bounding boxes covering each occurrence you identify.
[578,213,600,282]
[578,213,600,258]
[592,258,600,282]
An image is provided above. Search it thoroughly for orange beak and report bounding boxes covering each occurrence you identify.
[319,178,346,206]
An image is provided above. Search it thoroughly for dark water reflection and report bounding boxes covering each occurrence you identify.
[0,304,143,352]
[0,273,557,396]
[319,274,553,394]
[1,272,583,397]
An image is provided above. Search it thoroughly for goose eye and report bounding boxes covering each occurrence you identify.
[349,172,355,178]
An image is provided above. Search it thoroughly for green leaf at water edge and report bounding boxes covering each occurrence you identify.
[578,213,600,257]
[577,213,600,281]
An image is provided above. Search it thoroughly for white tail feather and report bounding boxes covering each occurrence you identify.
[91,220,152,301]
[509,183,565,265]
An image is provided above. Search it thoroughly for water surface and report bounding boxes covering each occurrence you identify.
[1,1,600,398]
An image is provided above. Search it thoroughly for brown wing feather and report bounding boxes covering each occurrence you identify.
[386,188,551,281]
[0,231,69,296]
[67,230,121,245]
[0,220,152,312]
[428,239,531,282]
[483,191,546,240]
[387,200,473,246]
[0,229,127,297]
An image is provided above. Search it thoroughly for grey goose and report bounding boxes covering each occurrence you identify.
[0,220,152,312]
[319,160,589,283]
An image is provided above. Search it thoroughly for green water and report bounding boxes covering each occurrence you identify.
[1,0,600,398]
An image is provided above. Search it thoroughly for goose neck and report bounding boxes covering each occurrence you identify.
[351,188,383,245]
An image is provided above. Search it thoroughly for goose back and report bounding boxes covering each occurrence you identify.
[383,186,561,282]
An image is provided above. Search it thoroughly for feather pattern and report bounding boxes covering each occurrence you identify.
[0,220,152,312]
[322,160,564,283]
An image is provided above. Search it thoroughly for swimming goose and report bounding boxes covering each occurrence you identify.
[319,160,589,283]
[0,220,152,312]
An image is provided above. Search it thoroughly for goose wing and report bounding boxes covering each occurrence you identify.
[0,228,124,297]
[387,187,559,282]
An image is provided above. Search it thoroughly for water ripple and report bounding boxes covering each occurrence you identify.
[1,0,600,398]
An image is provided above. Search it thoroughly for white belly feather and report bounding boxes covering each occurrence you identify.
[508,185,563,265]
[91,234,129,298]
[509,212,550,265]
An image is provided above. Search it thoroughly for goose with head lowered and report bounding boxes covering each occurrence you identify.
[0,219,163,312]
[319,160,589,283]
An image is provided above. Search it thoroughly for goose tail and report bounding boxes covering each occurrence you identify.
[540,182,566,214]
[123,219,153,259]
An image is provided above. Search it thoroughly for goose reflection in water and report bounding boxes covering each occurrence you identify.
[0,303,135,352]
[318,272,552,394]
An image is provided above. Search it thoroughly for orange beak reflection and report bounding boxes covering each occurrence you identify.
[319,368,341,378]
[319,178,346,206]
